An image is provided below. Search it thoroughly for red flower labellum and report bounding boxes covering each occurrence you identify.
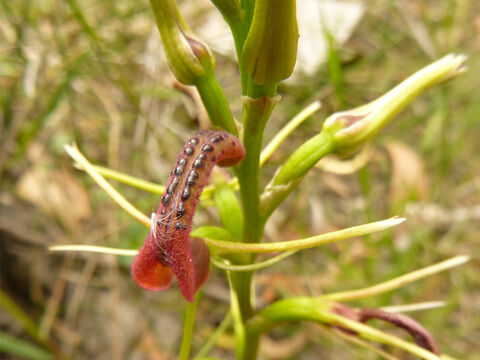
[132,130,245,302]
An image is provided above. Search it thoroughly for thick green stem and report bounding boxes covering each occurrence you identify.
[212,4,300,358]
[238,96,280,245]
[233,95,279,359]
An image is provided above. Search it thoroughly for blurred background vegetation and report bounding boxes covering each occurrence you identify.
[1,0,479,359]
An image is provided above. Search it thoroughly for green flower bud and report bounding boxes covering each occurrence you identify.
[149,0,216,85]
[242,0,298,85]
[323,54,467,156]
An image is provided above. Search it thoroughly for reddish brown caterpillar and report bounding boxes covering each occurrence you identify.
[131,130,245,302]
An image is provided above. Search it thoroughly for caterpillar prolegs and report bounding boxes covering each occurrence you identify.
[131,130,245,302]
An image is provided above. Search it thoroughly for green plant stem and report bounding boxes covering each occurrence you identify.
[211,250,297,272]
[246,81,277,99]
[210,0,248,92]
[210,0,243,29]
[227,271,247,360]
[233,93,279,359]
[195,70,238,136]
[238,96,279,244]
[234,97,280,322]
[179,292,200,360]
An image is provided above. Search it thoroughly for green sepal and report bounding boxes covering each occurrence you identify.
[191,226,237,243]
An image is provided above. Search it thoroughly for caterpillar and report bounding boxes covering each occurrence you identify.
[131,130,245,302]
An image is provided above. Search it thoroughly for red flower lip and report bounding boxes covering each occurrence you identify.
[131,130,245,302]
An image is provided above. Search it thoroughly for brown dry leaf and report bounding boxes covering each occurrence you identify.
[308,196,328,235]
[385,141,430,206]
[316,146,372,176]
[257,273,308,303]
[321,173,353,198]
[16,166,91,230]
[260,331,306,359]
[139,327,172,360]
[171,78,209,130]
[257,272,337,304]
[395,1,436,58]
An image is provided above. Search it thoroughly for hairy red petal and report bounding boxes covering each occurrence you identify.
[191,237,210,292]
[163,231,196,302]
[131,233,173,291]
[132,130,244,301]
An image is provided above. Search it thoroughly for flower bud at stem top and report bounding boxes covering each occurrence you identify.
[323,54,467,156]
[242,0,298,85]
[149,0,215,85]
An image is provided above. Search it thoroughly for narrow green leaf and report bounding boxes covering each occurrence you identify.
[0,332,52,360]
[191,226,237,243]
[211,250,296,272]
[213,183,243,241]
[0,291,42,344]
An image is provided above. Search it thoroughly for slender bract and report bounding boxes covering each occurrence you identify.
[132,130,245,302]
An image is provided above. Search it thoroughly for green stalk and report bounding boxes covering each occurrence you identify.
[238,96,280,244]
[210,0,249,93]
[212,250,297,272]
[195,70,238,136]
[233,95,279,359]
[227,271,247,360]
[74,163,165,194]
[231,2,297,352]
[179,292,199,360]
